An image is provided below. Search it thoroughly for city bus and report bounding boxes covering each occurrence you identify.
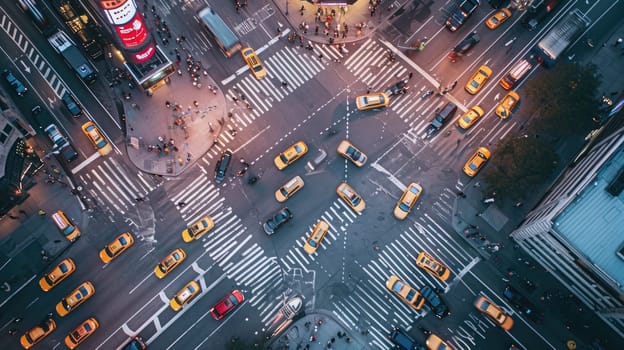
[197,6,242,57]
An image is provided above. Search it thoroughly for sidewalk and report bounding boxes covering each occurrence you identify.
[266,310,368,350]
[447,27,624,349]
[271,0,412,46]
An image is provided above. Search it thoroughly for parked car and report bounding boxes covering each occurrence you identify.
[445,0,480,32]
[503,284,543,322]
[2,69,28,96]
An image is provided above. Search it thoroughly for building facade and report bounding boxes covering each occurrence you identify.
[510,109,624,336]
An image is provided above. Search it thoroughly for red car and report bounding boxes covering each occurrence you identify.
[210,290,244,320]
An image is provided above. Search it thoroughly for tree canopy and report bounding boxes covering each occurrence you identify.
[483,136,559,200]
[523,61,602,136]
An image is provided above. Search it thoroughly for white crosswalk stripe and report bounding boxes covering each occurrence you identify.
[0,13,68,98]
[312,214,478,347]
[168,173,287,321]
[77,157,160,215]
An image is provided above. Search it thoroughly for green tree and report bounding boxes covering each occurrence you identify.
[483,136,559,200]
[524,62,601,136]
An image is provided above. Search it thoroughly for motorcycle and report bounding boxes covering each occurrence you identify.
[421,90,434,99]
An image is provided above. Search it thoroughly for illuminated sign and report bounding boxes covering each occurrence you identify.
[132,44,155,63]
[113,14,148,48]
[101,0,137,25]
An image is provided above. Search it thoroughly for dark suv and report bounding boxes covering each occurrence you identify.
[503,285,543,322]
[263,207,293,235]
[388,327,425,350]
[214,150,232,183]
[419,285,450,319]
[427,102,457,135]
[62,91,83,117]
[2,69,28,96]
[445,0,480,32]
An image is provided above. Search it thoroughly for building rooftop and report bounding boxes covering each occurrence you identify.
[554,140,624,290]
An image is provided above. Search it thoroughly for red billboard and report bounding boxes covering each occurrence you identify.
[113,13,148,48]
[99,0,154,63]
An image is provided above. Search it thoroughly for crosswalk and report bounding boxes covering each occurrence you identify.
[167,172,286,320]
[0,10,76,99]
[261,191,477,348]
[76,157,161,216]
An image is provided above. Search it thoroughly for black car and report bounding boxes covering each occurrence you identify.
[427,102,457,135]
[263,207,293,235]
[449,31,480,61]
[388,327,426,350]
[503,285,543,322]
[445,0,480,32]
[420,285,450,319]
[214,150,233,183]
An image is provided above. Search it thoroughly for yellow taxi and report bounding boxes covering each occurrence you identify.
[356,92,389,110]
[485,8,512,30]
[39,257,76,291]
[463,147,491,177]
[170,280,201,311]
[336,182,365,213]
[415,251,451,281]
[64,317,98,349]
[474,295,514,330]
[464,65,492,95]
[51,210,80,242]
[241,47,266,80]
[457,106,484,129]
[495,91,520,119]
[385,275,426,311]
[274,141,308,170]
[303,220,330,254]
[154,248,187,278]
[394,183,423,220]
[182,215,215,242]
[99,232,134,263]
[55,281,95,317]
[337,140,367,167]
[275,175,304,202]
[426,333,454,350]
[81,121,112,156]
[20,318,56,349]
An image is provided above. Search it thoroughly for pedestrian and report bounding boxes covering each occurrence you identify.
[451,80,458,89]
[346,337,352,343]
[13,317,22,323]
[281,81,288,87]
[330,337,335,343]
[318,53,323,60]
[408,72,413,79]
[165,101,171,108]
[38,209,46,216]
[193,100,199,107]
[135,197,145,202]
[615,38,622,46]
[474,181,480,187]
[8,329,17,336]
[178,201,186,207]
